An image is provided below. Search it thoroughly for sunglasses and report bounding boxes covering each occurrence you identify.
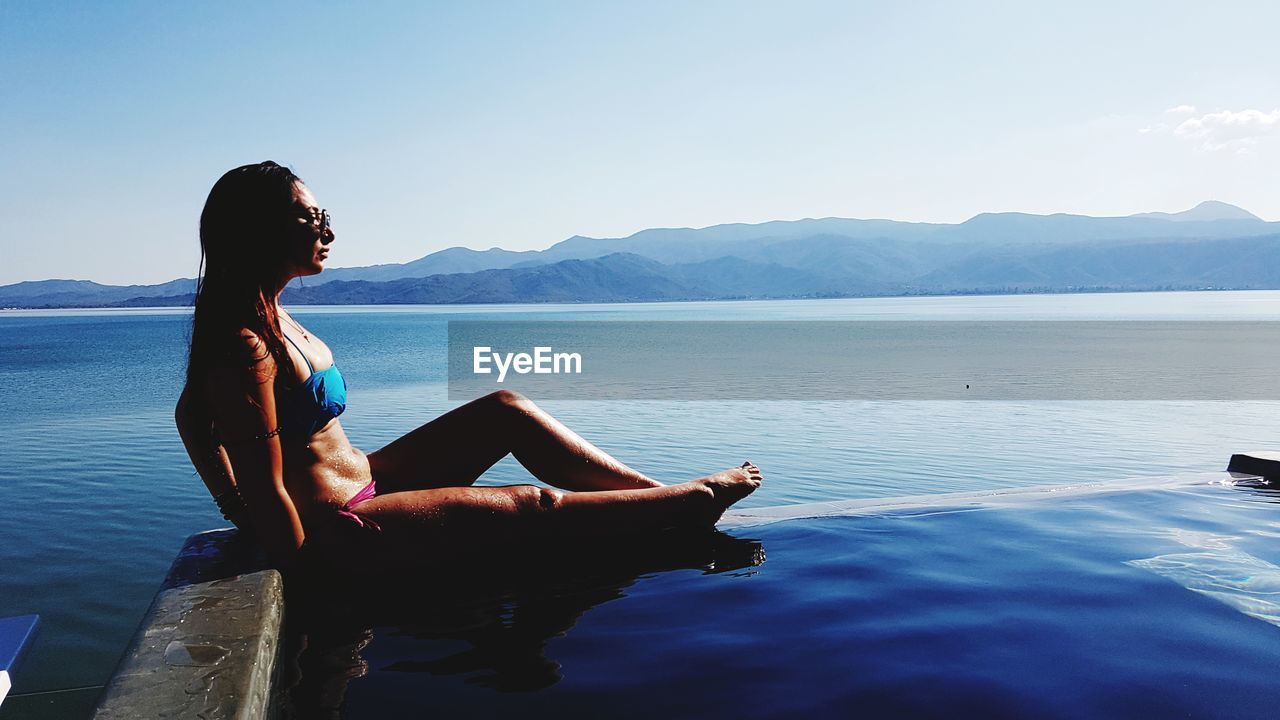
[313,208,332,235]
[297,207,332,236]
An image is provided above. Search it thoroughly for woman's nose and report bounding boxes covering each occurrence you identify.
[321,227,335,244]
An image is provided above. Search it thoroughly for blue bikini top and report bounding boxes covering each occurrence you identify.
[281,333,347,437]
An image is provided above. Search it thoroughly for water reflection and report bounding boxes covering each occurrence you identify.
[284,528,765,717]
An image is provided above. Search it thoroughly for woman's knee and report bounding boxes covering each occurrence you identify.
[478,390,541,425]
[483,389,534,409]
[509,484,562,515]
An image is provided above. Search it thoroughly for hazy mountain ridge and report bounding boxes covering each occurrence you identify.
[1129,200,1263,222]
[313,246,541,283]
[0,278,198,306]
[6,202,1278,308]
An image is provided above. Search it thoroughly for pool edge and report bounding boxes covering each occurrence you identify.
[90,530,284,719]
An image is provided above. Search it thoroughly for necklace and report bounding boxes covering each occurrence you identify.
[281,312,310,341]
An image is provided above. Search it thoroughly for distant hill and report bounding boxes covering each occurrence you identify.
[314,200,1272,279]
[0,278,197,307]
[4,202,1278,308]
[1130,200,1262,222]
[314,246,541,283]
[912,234,1280,291]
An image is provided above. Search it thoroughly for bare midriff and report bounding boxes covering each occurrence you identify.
[281,419,372,523]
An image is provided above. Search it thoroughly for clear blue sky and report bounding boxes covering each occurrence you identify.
[3,1,1279,285]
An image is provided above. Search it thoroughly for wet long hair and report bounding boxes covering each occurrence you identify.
[186,161,303,398]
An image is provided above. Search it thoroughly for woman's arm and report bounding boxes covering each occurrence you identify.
[206,330,306,569]
[175,383,253,532]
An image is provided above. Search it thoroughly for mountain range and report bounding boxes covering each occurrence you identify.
[5,201,1278,308]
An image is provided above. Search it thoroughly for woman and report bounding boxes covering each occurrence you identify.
[175,161,762,570]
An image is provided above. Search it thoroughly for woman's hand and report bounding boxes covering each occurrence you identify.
[211,488,256,536]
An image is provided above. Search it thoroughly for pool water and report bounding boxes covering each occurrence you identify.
[286,475,1280,719]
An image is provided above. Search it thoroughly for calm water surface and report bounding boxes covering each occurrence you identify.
[2,291,1280,718]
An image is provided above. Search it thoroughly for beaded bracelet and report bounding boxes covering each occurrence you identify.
[213,425,283,446]
[252,426,283,441]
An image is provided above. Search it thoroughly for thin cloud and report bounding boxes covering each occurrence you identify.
[1165,104,1197,115]
[1173,108,1280,152]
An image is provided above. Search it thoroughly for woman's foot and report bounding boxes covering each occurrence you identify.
[692,462,762,522]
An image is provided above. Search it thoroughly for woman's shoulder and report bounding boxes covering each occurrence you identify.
[207,327,279,378]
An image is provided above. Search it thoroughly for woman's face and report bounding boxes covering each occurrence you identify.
[285,182,335,278]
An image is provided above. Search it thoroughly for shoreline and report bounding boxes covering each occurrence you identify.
[3,285,1277,315]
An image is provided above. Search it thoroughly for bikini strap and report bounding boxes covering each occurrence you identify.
[282,332,315,374]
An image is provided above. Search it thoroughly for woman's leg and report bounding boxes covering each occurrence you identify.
[368,391,663,493]
[350,464,762,549]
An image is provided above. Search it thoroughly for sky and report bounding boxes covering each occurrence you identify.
[2,0,1279,286]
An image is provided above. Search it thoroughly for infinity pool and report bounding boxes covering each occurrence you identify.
[284,474,1280,719]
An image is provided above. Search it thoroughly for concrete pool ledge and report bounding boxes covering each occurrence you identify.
[92,529,283,720]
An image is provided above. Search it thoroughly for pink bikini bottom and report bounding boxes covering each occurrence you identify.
[337,479,380,531]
